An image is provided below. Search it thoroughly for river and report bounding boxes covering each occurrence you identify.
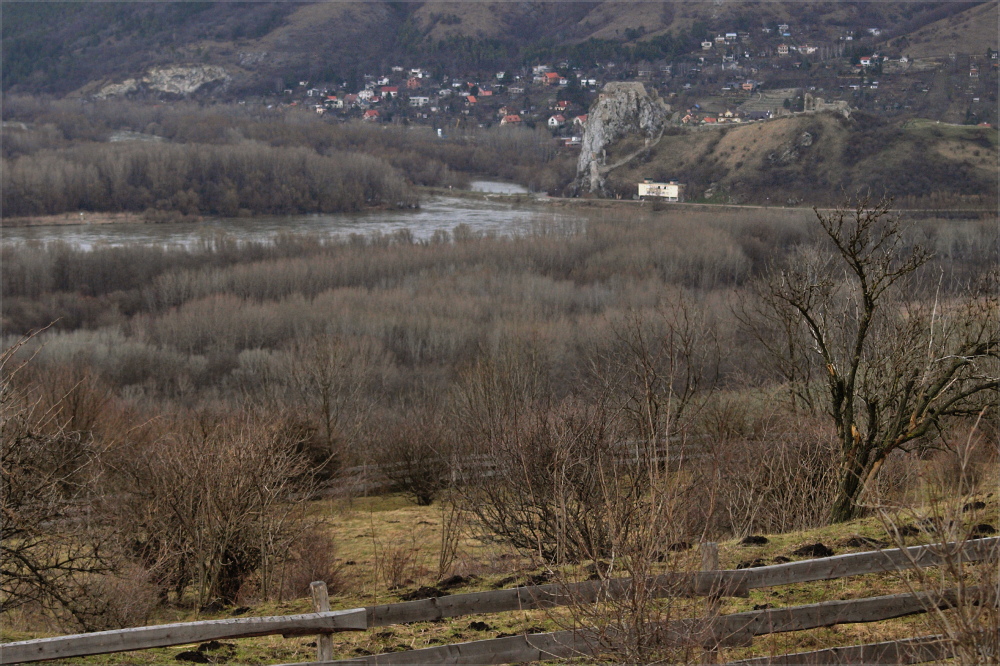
[1,186,577,251]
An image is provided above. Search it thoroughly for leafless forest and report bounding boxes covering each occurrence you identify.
[2,197,997,632]
[2,96,575,218]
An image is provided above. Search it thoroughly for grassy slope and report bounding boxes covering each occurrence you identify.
[3,490,995,665]
[606,113,999,205]
[904,3,999,58]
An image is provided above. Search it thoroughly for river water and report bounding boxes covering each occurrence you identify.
[469,180,530,194]
[2,187,577,251]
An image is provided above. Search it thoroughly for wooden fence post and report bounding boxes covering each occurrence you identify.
[310,581,334,662]
[701,542,720,664]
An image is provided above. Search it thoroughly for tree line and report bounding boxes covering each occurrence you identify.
[2,141,416,217]
[2,96,578,216]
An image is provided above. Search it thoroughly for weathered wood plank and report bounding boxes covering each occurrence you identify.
[4,539,993,665]
[737,537,998,590]
[317,588,972,666]
[724,635,952,665]
[0,609,368,665]
[367,571,748,627]
[312,581,335,662]
[290,622,753,666]
[362,537,997,627]
[701,542,723,664]
[367,571,748,626]
[717,587,973,637]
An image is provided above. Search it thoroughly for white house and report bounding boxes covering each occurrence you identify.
[547,114,565,128]
[638,179,684,202]
[409,96,430,107]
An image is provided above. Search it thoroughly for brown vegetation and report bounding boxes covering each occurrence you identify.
[1,199,996,634]
[605,113,998,207]
[1,97,575,218]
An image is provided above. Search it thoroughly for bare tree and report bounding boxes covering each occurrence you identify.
[874,413,999,664]
[750,196,999,522]
[104,413,313,607]
[285,335,389,474]
[603,296,719,462]
[375,398,452,506]
[452,341,622,563]
[454,301,717,564]
[0,337,112,630]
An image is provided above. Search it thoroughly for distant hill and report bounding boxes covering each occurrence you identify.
[601,112,998,207]
[898,2,998,58]
[2,1,994,96]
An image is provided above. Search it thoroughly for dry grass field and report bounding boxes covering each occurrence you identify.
[3,486,995,664]
[904,2,999,58]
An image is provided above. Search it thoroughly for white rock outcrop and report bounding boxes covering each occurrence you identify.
[94,79,139,99]
[95,66,230,98]
[576,82,670,194]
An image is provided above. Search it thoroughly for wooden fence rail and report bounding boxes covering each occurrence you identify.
[2,537,996,665]
[0,610,368,665]
[296,587,979,666]
[725,634,955,666]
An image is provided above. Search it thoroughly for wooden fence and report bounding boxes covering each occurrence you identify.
[2,537,996,665]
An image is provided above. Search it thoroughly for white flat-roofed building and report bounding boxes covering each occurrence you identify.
[638,179,684,202]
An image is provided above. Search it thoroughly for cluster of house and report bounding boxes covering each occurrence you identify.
[531,64,599,88]
[302,66,506,118]
[680,108,771,124]
[298,62,602,129]
[272,19,990,131]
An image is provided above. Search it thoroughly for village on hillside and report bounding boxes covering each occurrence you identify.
[268,20,995,142]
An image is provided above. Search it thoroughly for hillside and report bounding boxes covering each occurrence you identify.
[2,1,993,96]
[901,2,999,58]
[602,112,998,206]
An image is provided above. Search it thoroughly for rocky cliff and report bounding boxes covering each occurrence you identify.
[575,82,670,195]
[94,66,230,99]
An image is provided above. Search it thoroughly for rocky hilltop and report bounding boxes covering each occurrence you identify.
[575,82,670,195]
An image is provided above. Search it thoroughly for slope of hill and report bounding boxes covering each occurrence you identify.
[2,1,992,96]
[901,2,998,58]
[602,112,998,207]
